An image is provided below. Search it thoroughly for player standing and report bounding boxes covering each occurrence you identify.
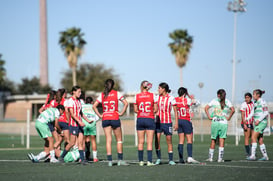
[240,92,254,157]
[58,86,92,164]
[155,82,177,165]
[27,105,64,163]
[134,80,158,166]
[174,87,199,164]
[247,89,269,161]
[81,96,100,162]
[93,79,128,166]
[204,89,234,162]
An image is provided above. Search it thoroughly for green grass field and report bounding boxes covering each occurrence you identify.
[0,134,273,181]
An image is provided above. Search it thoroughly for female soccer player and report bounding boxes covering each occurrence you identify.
[174,87,199,164]
[93,79,128,166]
[155,82,177,165]
[27,105,64,163]
[205,89,234,162]
[54,88,70,150]
[247,89,269,161]
[81,96,100,162]
[134,80,158,166]
[58,86,92,164]
[240,92,254,157]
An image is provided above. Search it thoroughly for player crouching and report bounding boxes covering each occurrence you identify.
[27,105,65,163]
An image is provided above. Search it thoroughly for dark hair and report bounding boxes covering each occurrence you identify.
[46,90,56,105]
[159,82,171,93]
[104,79,115,98]
[178,87,189,97]
[141,80,152,90]
[254,89,265,97]
[56,104,65,111]
[56,88,66,104]
[244,92,252,98]
[85,96,93,104]
[217,89,226,110]
[71,85,81,95]
[79,90,85,100]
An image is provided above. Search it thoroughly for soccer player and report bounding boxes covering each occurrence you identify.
[204,89,234,162]
[27,105,64,163]
[58,86,92,164]
[247,89,269,161]
[54,88,70,150]
[93,79,129,166]
[38,90,56,113]
[155,82,177,165]
[134,80,158,166]
[55,145,80,163]
[81,96,100,162]
[174,87,199,164]
[240,92,254,157]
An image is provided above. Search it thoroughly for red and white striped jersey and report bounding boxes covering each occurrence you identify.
[50,99,58,108]
[158,94,176,123]
[67,97,82,127]
[175,96,192,121]
[134,92,157,119]
[240,101,254,124]
[96,90,124,121]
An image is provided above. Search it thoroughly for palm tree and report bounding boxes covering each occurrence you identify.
[168,29,193,86]
[59,27,86,86]
[0,54,6,84]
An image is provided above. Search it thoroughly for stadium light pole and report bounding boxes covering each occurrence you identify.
[228,0,246,146]
[228,0,247,105]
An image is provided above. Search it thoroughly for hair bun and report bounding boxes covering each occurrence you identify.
[262,90,265,94]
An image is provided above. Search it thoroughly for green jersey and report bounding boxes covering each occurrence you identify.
[247,98,268,123]
[37,108,60,124]
[81,103,99,124]
[208,98,233,124]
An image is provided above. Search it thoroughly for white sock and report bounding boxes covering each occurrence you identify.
[218,147,224,160]
[259,144,268,158]
[251,143,257,157]
[49,150,55,160]
[36,151,47,160]
[209,149,214,159]
[93,151,97,159]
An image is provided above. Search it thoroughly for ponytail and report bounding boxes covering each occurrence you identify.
[104,79,115,98]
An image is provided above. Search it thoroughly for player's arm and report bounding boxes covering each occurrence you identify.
[173,105,179,131]
[119,99,128,116]
[69,107,85,127]
[226,106,235,121]
[204,105,212,120]
[134,104,138,114]
[54,117,61,134]
[81,111,93,124]
[93,101,103,118]
[153,103,158,114]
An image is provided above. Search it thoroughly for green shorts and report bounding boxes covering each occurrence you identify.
[35,121,52,138]
[254,120,267,134]
[211,121,228,139]
[61,150,80,162]
[83,120,97,136]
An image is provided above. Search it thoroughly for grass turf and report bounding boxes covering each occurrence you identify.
[0,134,273,181]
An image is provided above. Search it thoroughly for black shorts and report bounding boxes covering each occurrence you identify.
[59,122,69,130]
[241,124,254,130]
[47,122,55,132]
[69,125,84,135]
[136,118,156,131]
[156,122,173,135]
[177,119,193,134]
[102,120,121,129]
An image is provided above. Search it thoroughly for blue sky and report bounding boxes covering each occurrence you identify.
[0,0,272,103]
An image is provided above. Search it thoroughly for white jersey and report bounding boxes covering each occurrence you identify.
[207,98,233,124]
[37,107,60,124]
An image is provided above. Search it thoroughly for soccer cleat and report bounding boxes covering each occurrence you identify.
[29,153,39,163]
[247,156,256,161]
[147,161,156,166]
[93,158,99,163]
[258,157,269,161]
[108,161,113,167]
[217,159,224,163]
[27,153,33,162]
[139,161,144,166]
[187,157,200,164]
[168,160,176,165]
[205,158,213,162]
[58,157,65,163]
[155,159,161,165]
[117,160,129,166]
[50,158,59,163]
